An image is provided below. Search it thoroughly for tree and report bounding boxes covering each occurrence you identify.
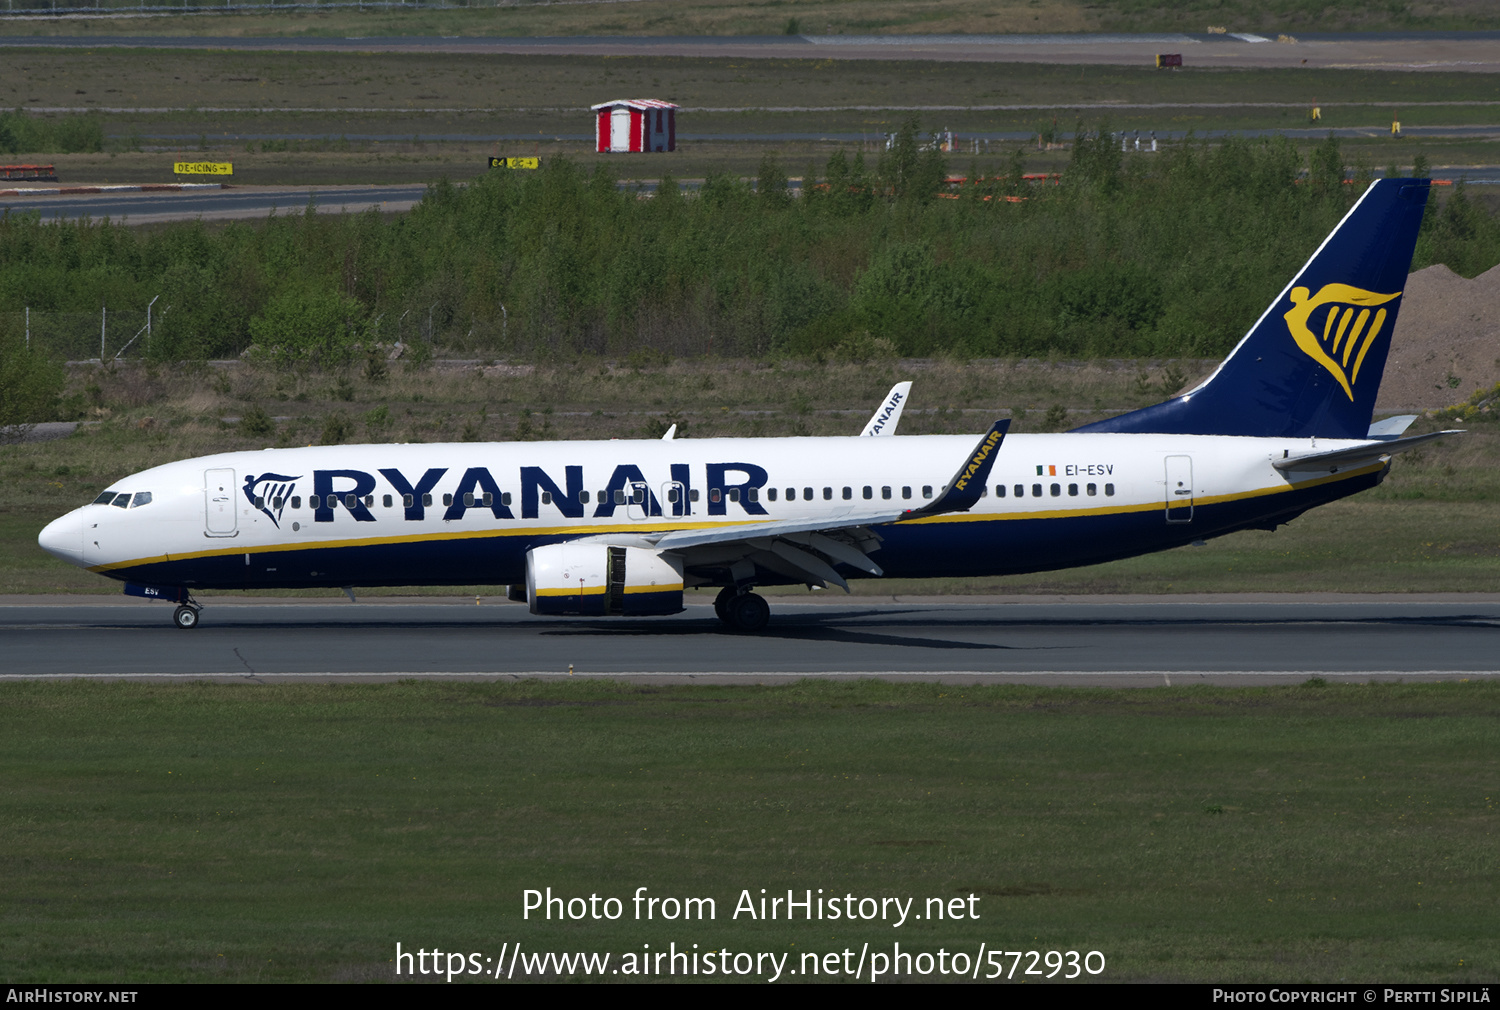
[0,330,64,440]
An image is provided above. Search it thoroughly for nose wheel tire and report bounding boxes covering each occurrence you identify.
[173,605,201,630]
[724,592,770,633]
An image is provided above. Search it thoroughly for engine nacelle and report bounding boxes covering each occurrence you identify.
[526,543,684,617]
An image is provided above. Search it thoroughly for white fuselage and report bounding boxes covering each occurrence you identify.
[39,431,1385,591]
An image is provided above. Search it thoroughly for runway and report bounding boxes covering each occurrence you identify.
[0,183,427,224]
[3,595,1498,683]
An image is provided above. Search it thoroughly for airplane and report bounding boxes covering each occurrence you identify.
[38,177,1458,632]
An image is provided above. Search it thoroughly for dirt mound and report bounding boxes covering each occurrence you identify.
[1378,263,1500,411]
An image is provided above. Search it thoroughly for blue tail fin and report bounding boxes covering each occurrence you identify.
[1074,178,1430,439]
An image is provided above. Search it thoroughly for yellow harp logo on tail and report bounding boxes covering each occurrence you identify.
[1283,284,1401,400]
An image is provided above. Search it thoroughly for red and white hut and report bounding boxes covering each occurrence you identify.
[591,99,678,153]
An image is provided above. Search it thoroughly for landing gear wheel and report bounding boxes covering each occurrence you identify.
[713,586,738,624]
[173,605,200,630]
[725,592,770,633]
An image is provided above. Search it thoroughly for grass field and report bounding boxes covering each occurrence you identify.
[5,358,1498,597]
[2,678,1496,982]
[7,49,1496,185]
[1,0,1496,38]
[11,50,1500,115]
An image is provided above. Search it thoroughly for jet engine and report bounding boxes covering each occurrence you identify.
[525,543,684,617]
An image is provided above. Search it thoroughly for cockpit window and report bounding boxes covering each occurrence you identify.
[92,491,116,505]
[111,493,131,509]
[131,492,153,508]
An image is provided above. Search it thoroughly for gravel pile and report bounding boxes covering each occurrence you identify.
[1379,263,1500,411]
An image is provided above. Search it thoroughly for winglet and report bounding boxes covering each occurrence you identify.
[861,381,913,436]
[902,419,1010,519]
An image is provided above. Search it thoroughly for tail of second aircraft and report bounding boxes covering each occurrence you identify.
[1075,177,1430,439]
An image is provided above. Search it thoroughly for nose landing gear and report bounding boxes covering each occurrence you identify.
[713,586,771,633]
[173,604,201,629]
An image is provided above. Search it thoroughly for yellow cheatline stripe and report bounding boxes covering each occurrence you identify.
[900,460,1385,525]
[534,583,683,597]
[90,464,1384,574]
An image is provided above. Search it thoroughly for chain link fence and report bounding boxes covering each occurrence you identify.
[1,308,156,362]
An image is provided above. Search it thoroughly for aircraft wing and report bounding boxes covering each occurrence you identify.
[648,420,1010,589]
[860,381,913,435]
[1273,429,1463,473]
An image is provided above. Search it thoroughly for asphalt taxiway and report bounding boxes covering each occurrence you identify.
[3,595,1498,683]
[0,183,427,225]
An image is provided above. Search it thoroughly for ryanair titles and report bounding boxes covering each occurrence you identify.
[243,462,772,523]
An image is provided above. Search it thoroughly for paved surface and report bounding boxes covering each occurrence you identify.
[3,595,1498,683]
[2,32,1500,70]
[0,183,427,223]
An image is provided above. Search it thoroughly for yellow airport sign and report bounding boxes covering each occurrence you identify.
[489,157,539,169]
[173,162,233,176]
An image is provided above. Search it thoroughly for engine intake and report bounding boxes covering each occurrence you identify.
[526,543,684,617]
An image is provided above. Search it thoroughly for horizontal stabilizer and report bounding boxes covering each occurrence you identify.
[1367,415,1417,438]
[1273,429,1462,473]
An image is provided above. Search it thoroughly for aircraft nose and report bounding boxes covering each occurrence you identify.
[38,510,85,566]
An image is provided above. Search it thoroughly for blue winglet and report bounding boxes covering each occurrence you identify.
[1073,178,1430,439]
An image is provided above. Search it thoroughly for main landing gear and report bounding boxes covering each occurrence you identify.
[714,587,771,633]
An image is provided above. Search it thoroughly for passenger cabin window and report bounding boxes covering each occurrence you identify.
[1015,484,1024,498]
[1068,483,1079,497]
[1032,484,1042,497]
[132,491,153,508]
[747,487,758,502]
[614,490,626,505]
[309,495,321,509]
[271,496,283,510]
[902,486,912,499]
[403,494,414,508]
[822,487,832,500]
[1050,484,1061,497]
[1086,483,1097,496]
[483,493,494,507]
[668,487,682,503]
[383,495,393,508]
[803,488,813,500]
[254,496,265,509]
[766,488,777,502]
[580,490,591,504]
[292,496,302,509]
[995,485,1006,498]
[842,487,852,500]
[422,494,432,507]
[502,492,512,506]
[1105,483,1116,496]
[710,488,722,503]
[464,493,475,507]
[690,489,700,502]
[882,486,892,500]
[922,486,933,499]
[727,488,739,503]
[540,491,552,505]
[862,486,873,500]
[443,494,453,507]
